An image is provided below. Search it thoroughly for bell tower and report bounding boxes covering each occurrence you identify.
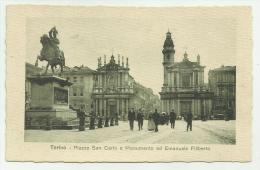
[162,30,175,86]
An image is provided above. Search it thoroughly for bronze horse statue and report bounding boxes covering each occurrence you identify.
[36,27,65,74]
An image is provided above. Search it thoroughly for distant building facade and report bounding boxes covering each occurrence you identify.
[159,31,213,119]
[131,81,160,118]
[208,66,236,119]
[25,63,43,110]
[61,65,95,112]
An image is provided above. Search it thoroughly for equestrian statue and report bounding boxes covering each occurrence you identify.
[36,27,65,74]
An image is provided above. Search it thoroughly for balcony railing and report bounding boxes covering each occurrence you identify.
[93,86,134,94]
[161,86,208,93]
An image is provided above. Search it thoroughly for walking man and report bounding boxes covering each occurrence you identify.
[128,108,135,131]
[78,108,86,131]
[137,109,144,130]
[186,112,193,132]
[153,109,160,132]
[169,109,176,129]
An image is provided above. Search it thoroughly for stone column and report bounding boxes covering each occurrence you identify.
[170,72,173,88]
[104,99,107,116]
[95,99,98,115]
[192,99,195,116]
[177,99,180,116]
[198,100,201,117]
[99,99,102,116]
[160,100,163,112]
[98,74,100,87]
[190,73,192,87]
[177,72,180,88]
[169,100,172,111]
[117,98,120,116]
[165,100,168,113]
[164,68,167,85]
[209,99,212,117]
[162,100,165,112]
[117,72,119,87]
[204,100,207,118]
[104,74,107,88]
[171,99,175,110]
[168,100,171,113]
[192,72,195,87]
[200,71,203,85]
[202,71,204,84]
[167,73,171,87]
[108,104,110,118]
[126,99,129,120]
[122,99,125,120]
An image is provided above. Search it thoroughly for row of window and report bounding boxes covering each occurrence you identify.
[213,73,235,83]
[70,87,84,96]
[216,86,235,97]
[67,76,84,83]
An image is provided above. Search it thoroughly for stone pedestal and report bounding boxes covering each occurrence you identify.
[25,75,78,129]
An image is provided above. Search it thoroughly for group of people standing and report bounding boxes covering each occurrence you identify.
[77,108,120,131]
[128,108,193,132]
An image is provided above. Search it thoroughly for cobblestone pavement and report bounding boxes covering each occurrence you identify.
[25,120,235,144]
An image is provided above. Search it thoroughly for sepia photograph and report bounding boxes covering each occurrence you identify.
[5,5,252,162]
[24,8,236,144]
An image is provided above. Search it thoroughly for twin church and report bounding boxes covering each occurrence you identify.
[159,31,213,119]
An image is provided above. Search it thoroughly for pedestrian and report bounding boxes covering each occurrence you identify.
[169,109,176,129]
[78,108,86,131]
[45,115,52,130]
[153,109,160,132]
[104,116,109,127]
[97,116,103,128]
[137,109,144,130]
[89,114,95,130]
[128,108,135,131]
[186,112,193,132]
[147,113,155,131]
[165,112,170,125]
[110,117,114,126]
[115,113,119,126]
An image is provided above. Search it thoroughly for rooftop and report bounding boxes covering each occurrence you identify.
[210,65,236,72]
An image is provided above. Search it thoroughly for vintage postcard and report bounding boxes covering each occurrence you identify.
[6,5,252,162]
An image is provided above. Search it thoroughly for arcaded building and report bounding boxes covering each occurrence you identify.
[92,55,134,120]
[159,31,213,119]
[208,66,236,119]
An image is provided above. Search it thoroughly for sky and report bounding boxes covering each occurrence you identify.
[26,7,237,95]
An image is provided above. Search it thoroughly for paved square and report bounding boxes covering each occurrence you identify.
[25,120,235,144]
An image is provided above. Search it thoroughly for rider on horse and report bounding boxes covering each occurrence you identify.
[36,27,65,74]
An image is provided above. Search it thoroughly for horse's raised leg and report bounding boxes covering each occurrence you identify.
[45,63,49,74]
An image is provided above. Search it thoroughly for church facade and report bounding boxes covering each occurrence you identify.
[92,55,134,120]
[159,31,213,120]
